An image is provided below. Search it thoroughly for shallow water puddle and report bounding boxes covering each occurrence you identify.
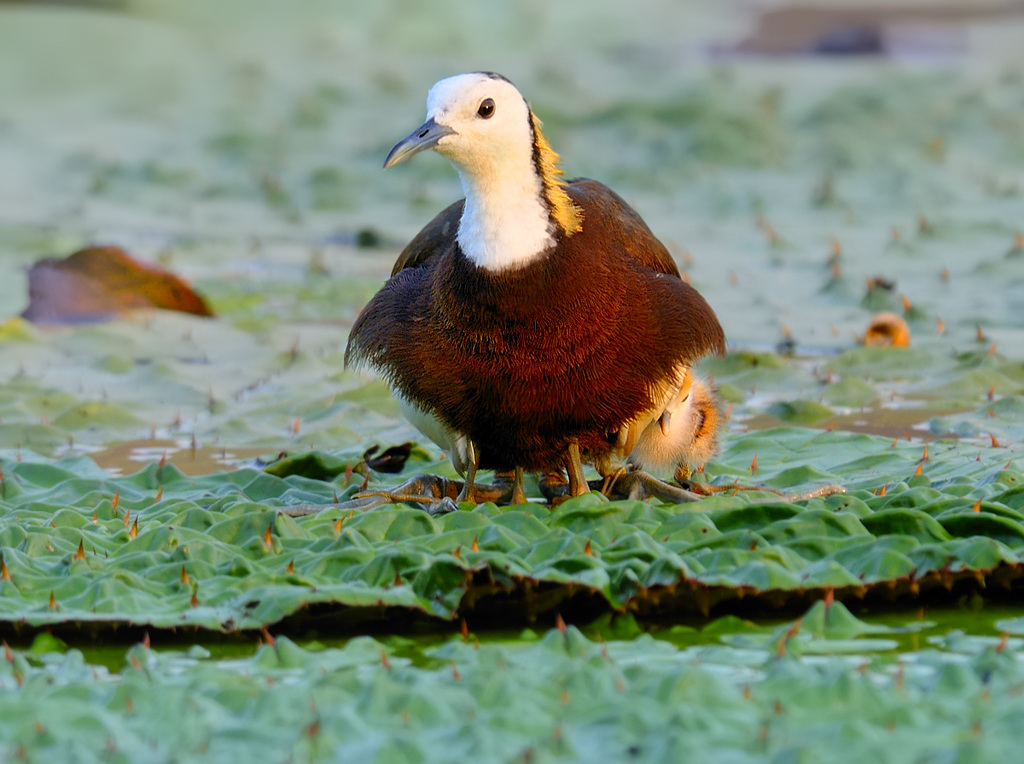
[89,438,271,476]
[743,401,973,441]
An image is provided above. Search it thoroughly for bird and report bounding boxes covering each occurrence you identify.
[344,72,725,507]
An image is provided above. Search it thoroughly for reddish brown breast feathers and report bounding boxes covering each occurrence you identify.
[346,179,725,471]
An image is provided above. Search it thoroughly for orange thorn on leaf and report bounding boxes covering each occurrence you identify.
[286,559,295,574]
[129,516,138,538]
[74,540,85,561]
[471,537,479,552]
[555,613,567,634]
[972,499,982,513]
[989,432,1000,448]
[263,522,274,551]
[584,539,593,556]
[48,591,56,610]
[112,491,119,510]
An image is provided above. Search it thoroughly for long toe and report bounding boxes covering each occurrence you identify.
[492,467,528,505]
[605,470,703,504]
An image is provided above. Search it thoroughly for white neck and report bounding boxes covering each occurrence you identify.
[455,166,554,271]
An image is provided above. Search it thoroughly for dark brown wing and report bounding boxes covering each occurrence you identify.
[390,199,465,276]
[566,178,682,278]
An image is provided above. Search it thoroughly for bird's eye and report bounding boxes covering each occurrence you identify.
[477,98,495,119]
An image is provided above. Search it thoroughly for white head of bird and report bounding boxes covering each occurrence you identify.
[384,72,577,272]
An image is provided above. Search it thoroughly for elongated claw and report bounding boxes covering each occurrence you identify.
[603,470,703,503]
[678,480,846,502]
[781,484,845,502]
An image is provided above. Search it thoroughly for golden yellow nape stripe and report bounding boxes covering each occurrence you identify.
[529,111,583,236]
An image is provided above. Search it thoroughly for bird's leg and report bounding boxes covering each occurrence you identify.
[600,466,630,497]
[456,442,479,503]
[564,440,589,497]
[486,468,528,504]
[510,466,527,505]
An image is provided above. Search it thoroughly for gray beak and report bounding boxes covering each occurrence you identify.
[383,118,456,169]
